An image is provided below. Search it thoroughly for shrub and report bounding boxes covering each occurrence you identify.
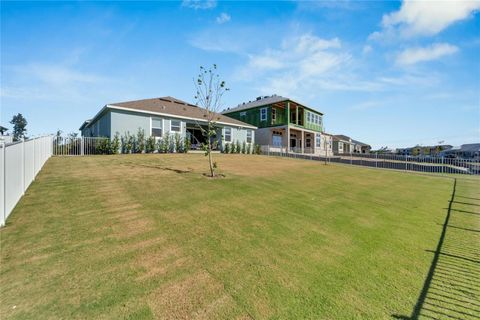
[230,142,235,153]
[135,128,145,153]
[224,143,230,154]
[174,133,182,153]
[111,133,120,154]
[241,141,246,154]
[145,136,156,153]
[159,134,170,153]
[255,144,261,155]
[247,144,251,154]
[236,140,241,154]
[183,135,191,153]
[121,132,133,153]
[96,137,111,155]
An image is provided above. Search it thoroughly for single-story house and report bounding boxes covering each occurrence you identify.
[80,96,257,150]
[440,143,480,159]
[352,139,371,154]
[332,135,354,154]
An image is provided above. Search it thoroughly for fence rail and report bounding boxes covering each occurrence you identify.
[1,135,53,226]
[260,146,479,175]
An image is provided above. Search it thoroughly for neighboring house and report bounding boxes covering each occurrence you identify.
[397,145,453,156]
[440,143,480,159]
[352,139,371,154]
[332,135,354,154]
[80,96,256,150]
[0,126,13,144]
[222,95,330,155]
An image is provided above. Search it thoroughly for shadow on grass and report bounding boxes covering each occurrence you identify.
[392,178,480,320]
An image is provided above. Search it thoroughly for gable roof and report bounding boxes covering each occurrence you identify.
[222,95,324,115]
[82,96,256,130]
[351,139,370,147]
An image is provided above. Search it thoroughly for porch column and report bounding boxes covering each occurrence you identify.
[301,130,305,154]
[296,106,299,125]
[285,101,290,124]
[286,126,290,152]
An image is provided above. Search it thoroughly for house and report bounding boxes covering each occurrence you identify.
[80,96,256,150]
[352,139,371,154]
[222,95,331,155]
[0,126,13,144]
[397,144,453,156]
[440,143,480,159]
[332,135,354,154]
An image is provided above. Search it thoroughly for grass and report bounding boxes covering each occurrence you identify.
[0,154,478,319]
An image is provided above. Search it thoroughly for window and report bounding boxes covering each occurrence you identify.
[152,118,163,137]
[240,111,246,117]
[246,130,252,143]
[171,120,181,132]
[260,107,267,121]
[224,127,232,142]
[316,133,321,147]
[271,108,276,122]
[272,134,282,147]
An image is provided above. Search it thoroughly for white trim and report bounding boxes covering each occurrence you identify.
[260,107,267,121]
[105,104,257,129]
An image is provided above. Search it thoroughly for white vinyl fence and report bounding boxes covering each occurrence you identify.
[1,136,53,226]
[53,136,108,156]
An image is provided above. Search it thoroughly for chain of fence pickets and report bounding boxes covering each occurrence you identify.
[1,135,53,226]
[53,136,109,156]
[261,146,479,175]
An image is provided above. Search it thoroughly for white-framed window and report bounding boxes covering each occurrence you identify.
[316,133,321,147]
[240,111,246,117]
[271,108,276,122]
[171,120,181,132]
[260,107,267,121]
[246,130,252,143]
[152,118,163,137]
[224,127,232,142]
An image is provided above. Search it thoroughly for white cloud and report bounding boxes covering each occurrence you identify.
[372,0,480,39]
[216,12,231,24]
[182,0,216,10]
[234,34,364,96]
[396,43,458,65]
[2,63,110,101]
[362,45,372,54]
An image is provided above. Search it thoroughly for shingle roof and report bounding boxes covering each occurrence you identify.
[93,96,256,129]
[222,95,324,115]
[351,139,370,147]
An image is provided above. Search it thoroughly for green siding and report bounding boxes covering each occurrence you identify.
[224,100,323,132]
[224,104,287,128]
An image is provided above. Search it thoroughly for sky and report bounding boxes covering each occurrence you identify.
[1,0,479,149]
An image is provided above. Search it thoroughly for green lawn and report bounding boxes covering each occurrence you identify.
[1,154,478,319]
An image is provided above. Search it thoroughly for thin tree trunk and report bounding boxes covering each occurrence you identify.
[208,140,215,177]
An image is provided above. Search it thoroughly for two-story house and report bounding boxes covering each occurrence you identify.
[222,95,330,155]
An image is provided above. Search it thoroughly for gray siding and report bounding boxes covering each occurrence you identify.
[110,110,150,137]
[83,108,253,146]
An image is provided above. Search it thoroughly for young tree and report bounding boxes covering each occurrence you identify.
[10,113,27,141]
[194,65,229,177]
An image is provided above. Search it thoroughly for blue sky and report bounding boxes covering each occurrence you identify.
[1,0,479,148]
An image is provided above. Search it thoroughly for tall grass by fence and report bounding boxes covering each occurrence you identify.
[260,146,480,175]
[1,136,53,226]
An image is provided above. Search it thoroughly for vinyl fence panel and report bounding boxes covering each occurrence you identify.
[1,136,53,226]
